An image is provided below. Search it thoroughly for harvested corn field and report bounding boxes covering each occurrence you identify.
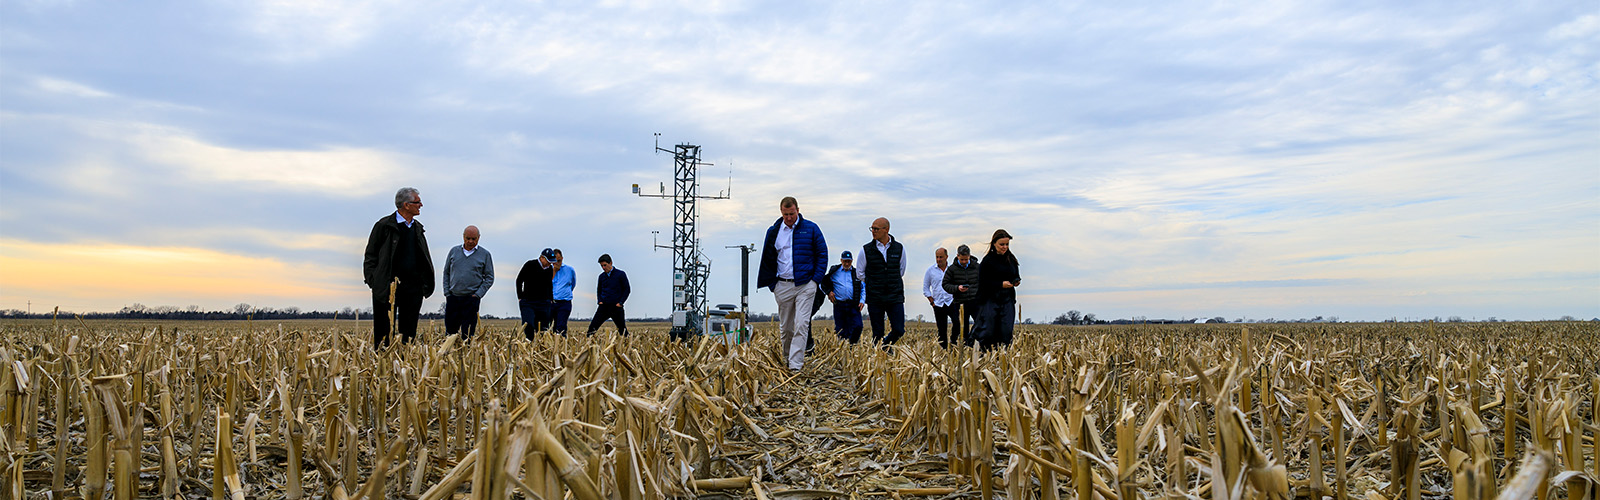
[0,319,1596,499]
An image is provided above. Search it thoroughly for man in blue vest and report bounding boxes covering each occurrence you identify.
[856,217,907,345]
[757,196,828,372]
[825,250,865,343]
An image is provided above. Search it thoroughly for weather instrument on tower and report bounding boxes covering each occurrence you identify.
[633,134,731,340]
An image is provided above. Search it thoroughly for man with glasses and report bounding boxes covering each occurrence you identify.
[363,187,435,349]
[856,217,907,345]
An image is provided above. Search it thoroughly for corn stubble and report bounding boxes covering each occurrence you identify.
[0,319,1594,499]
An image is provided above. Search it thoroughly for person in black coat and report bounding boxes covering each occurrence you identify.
[587,254,631,335]
[516,248,557,339]
[363,187,435,349]
[970,229,1020,349]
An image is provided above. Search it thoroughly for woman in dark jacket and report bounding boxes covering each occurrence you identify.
[971,229,1020,349]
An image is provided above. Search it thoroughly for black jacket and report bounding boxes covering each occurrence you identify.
[977,250,1019,303]
[363,212,436,298]
[516,260,555,302]
[596,268,631,305]
[942,259,981,304]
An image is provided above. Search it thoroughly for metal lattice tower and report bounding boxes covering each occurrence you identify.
[635,135,729,338]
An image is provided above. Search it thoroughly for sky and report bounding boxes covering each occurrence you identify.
[1,0,1596,322]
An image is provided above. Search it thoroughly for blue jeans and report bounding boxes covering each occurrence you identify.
[519,299,552,339]
[867,302,906,345]
[551,300,573,334]
[833,300,863,343]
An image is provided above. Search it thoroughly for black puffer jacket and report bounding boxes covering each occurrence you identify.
[977,250,1019,303]
[942,259,981,304]
[363,213,436,298]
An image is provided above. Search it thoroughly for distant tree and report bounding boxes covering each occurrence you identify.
[1021,318,1034,325]
[1083,313,1097,324]
[1051,314,1071,325]
[233,303,253,315]
[1206,317,1227,324]
[1447,316,1465,322]
[1327,316,1339,323]
[283,306,301,316]
[1559,315,1576,321]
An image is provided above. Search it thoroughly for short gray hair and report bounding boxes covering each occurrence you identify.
[394,187,419,209]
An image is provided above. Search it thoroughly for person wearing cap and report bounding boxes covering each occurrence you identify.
[923,247,957,347]
[942,244,982,346]
[586,253,631,335]
[824,250,865,343]
[363,187,435,349]
[550,249,576,334]
[756,196,828,372]
[516,248,558,339]
[856,217,907,345]
[442,225,494,341]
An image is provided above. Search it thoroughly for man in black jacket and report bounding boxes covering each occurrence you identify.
[363,187,435,349]
[516,248,558,339]
[587,254,631,335]
[857,217,907,345]
[941,244,981,346]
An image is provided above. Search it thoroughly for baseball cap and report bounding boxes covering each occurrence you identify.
[541,248,557,260]
[841,250,853,260]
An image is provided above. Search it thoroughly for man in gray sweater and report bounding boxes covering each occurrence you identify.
[443,225,494,340]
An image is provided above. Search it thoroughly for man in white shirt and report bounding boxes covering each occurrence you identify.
[923,247,957,347]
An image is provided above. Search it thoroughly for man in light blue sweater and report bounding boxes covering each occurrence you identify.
[442,225,494,340]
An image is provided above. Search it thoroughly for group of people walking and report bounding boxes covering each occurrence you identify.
[362,187,631,348]
[362,189,1020,365]
[758,197,1021,373]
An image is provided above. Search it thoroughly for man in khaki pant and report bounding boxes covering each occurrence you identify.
[756,197,829,373]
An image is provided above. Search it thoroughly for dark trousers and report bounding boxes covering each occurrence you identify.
[833,300,863,343]
[956,301,981,346]
[973,299,1016,350]
[551,300,573,334]
[868,302,906,345]
[519,299,553,340]
[372,289,424,349]
[931,303,959,347]
[587,303,628,335]
[444,295,481,340]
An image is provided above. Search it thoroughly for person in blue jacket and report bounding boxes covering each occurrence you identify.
[757,196,828,372]
[824,251,865,343]
[586,253,631,335]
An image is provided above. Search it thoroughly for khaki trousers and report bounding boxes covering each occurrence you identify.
[774,281,817,370]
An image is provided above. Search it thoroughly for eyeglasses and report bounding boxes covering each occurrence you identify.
[406,201,423,206]
[869,226,884,231]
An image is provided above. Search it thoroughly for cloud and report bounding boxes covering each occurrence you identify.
[0,1,1594,321]
[132,127,413,196]
[242,0,391,61]
[35,77,112,98]
[0,238,363,312]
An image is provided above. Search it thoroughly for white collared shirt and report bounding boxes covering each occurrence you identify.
[924,264,953,307]
[855,238,908,282]
[464,247,476,257]
[775,221,796,279]
[394,212,413,228]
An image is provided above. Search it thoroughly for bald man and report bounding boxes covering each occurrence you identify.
[856,217,908,345]
[443,225,494,341]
